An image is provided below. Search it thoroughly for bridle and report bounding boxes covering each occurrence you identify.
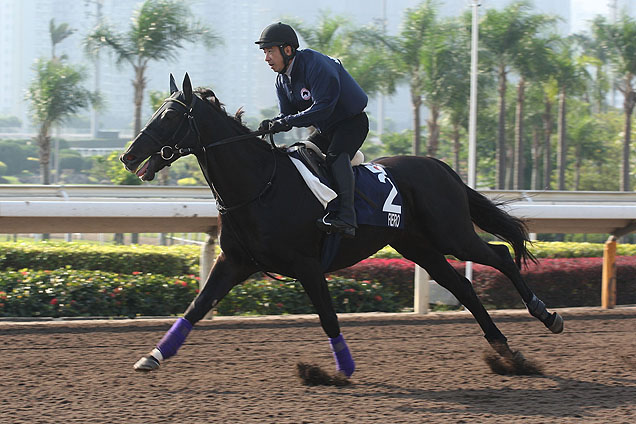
[141,95,279,214]
[142,94,294,281]
[139,97,194,161]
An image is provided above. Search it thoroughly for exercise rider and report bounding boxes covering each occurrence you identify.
[256,22,369,238]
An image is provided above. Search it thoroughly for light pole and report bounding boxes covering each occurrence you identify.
[466,0,480,283]
[467,0,480,189]
[377,0,387,142]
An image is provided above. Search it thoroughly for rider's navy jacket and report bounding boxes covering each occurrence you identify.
[276,49,368,132]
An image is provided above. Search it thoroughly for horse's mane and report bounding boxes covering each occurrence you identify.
[194,87,288,152]
[194,87,249,132]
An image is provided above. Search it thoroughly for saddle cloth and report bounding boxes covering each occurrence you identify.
[287,142,404,230]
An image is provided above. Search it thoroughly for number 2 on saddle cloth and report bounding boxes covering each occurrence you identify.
[288,148,405,270]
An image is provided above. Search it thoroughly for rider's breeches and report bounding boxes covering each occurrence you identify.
[308,112,369,165]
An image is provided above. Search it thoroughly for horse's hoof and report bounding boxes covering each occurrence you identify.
[134,355,160,372]
[548,312,564,334]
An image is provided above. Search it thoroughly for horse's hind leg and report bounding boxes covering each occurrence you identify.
[454,238,563,334]
[133,252,256,371]
[391,240,516,358]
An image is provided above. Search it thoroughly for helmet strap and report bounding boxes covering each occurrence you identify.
[278,44,295,74]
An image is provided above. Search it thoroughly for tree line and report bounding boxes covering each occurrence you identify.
[13,0,636,191]
[290,1,636,191]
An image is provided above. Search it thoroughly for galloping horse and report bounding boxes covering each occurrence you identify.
[121,74,563,376]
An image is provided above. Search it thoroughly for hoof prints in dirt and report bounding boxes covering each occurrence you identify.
[296,362,351,386]
[483,351,544,376]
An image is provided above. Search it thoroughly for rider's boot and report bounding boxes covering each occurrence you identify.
[317,153,357,238]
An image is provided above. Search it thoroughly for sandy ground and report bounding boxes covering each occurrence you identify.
[1,307,635,423]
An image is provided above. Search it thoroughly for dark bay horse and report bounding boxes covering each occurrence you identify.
[121,74,563,376]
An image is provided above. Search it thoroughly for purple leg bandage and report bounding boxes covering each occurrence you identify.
[329,334,355,377]
[156,317,193,359]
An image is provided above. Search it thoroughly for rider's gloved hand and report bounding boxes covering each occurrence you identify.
[269,119,292,133]
[258,119,272,132]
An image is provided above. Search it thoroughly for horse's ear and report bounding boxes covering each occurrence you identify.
[169,73,178,94]
[182,73,193,105]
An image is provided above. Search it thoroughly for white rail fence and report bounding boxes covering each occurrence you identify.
[2,185,636,312]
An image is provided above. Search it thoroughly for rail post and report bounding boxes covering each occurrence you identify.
[601,235,617,309]
[414,265,430,314]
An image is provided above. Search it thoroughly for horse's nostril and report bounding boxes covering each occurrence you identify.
[123,154,135,162]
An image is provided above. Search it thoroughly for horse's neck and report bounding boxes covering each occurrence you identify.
[198,128,274,208]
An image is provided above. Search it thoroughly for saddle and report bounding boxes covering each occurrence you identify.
[287,141,364,184]
[286,142,366,271]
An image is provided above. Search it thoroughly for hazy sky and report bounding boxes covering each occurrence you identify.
[0,0,626,132]
[570,0,612,32]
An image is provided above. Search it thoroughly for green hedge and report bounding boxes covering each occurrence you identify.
[0,268,398,318]
[0,242,199,276]
[1,241,635,318]
[525,241,636,257]
[3,241,635,277]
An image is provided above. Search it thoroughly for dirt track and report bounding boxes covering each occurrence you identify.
[1,307,635,423]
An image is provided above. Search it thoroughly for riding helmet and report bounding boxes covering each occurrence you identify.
[255,22,299,49]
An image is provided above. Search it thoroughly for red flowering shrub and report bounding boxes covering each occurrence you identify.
[331,256,636,309]
[332,258,415,306]
[0,269,198,317]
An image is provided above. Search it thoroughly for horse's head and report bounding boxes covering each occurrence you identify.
[120,73,199,181]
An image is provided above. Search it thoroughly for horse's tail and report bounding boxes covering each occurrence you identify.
[465,186,536,268]
[431,158,536,268]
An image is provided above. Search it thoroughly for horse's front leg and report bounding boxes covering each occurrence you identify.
[134,252,255,371]
[297,265,355,377]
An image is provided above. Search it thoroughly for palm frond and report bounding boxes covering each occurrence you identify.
[84,23,134,66]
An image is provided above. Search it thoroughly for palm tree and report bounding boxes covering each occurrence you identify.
[27,20,98,185]
[434,17,472,165]
[524,84,547,189]
[387,1,438,156]
[569,108,605,190]
[480,1,537,189]
[441,29,470,172]
[287,11,349,54]
[351,1,438,156]
[571,32,611,114]
[84,0,219,136]
[288,11,398,98]
[551,40,588,190]
[49,19,74,60]
[538,75,558,190]
[420,18,466,158]
[593,15,636,191]
[27,59,98,185]
[509,17,555,190]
